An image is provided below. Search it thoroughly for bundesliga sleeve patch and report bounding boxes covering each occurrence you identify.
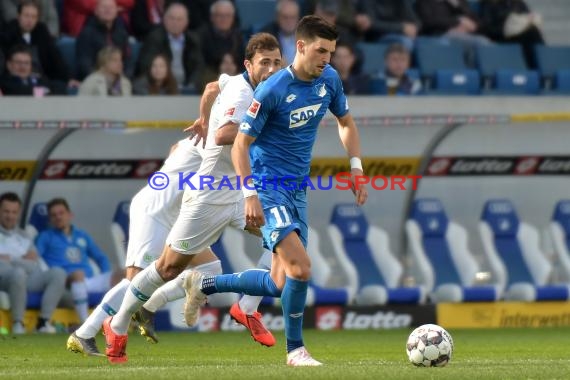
[246,99,261,118]
[224,107,235,117]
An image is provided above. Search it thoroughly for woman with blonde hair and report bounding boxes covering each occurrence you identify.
[78,46,132,96]
[133,53,179,95]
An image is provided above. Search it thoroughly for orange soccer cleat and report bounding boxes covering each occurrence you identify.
[229,302,276,347]
[102,317,128,364]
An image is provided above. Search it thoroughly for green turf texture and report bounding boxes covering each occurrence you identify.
[1,327,569,379]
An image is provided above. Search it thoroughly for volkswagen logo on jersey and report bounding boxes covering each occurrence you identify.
[289,104,322,129]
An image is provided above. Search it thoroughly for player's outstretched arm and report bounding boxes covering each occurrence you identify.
[232,132,265,227]
[336,113,368,206]
[184,80,220,147]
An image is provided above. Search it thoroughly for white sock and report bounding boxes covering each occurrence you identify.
[238,251,271,315]
[75,279,130,339]
[143,260,222,312]
[71,281,89,323]
[239,295,263,315]
[110,263,164,335]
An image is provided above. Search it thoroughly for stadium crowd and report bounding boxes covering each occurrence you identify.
[0,0,558,97]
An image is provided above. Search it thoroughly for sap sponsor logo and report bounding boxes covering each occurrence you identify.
[449,158,513,175]
[289,104,322,129]
[514,157,540,175]
[488,202,513,214]
[427,157,451,176]
[246,99,261,118]
[196,308,220,332]
[343,311,413,329]
[315,307,342,330]
[220,312,285,331]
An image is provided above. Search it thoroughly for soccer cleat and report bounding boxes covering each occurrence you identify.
[102,317,128,363]
[66,332,105,357]
[132,308,158,344]
[286,347,323,367]
[229,303,276,347]
[182,271,207,327]
[12,321,25,335]
[37,321,56,334]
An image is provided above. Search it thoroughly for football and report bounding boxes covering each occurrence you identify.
[405,324,454,367]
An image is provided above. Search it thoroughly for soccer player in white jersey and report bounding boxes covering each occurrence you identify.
[183,15,368,366]
[103,33,284,363]
[66,137,224,355]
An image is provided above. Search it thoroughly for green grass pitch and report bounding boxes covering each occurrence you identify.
[1,327,570,379]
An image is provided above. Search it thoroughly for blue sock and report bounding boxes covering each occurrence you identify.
[200,269,281,297]
[282,276,308,353]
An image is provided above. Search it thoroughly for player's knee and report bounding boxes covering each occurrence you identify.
[155,261,185,282]
[288,261,311,281]
[48,267,67,286]
[11,267,27,286]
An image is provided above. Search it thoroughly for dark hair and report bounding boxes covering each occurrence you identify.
[295,15,338,42]
[245,32,281,61]
[147,54,179,95]
[384,43,410,59]
[335,40,354,55]
[0,192,22,206]
[17,0,40,16]
[7,44,32,61]
[47,198,70,213]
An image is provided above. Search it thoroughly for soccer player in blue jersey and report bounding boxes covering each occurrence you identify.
[183,15,368,366]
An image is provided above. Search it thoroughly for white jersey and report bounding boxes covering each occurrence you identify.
[0,226,33,259]
[132,137,202,228]
[183,72,254,205]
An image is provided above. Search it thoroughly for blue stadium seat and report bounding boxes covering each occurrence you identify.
[534,46,570,80]
[433,69,481,95]
[26,202,49,239]
[494,69,540,95]
[56,36,76,78]
[329,204,426,305]
[477,44,527,78]
[235,0,277,35]
[554,69,570,94]
[480,199,570,301]
[356,42,389,76]
[549,201,570,281]
[110,200,130,268]
[415,43,467,85]
[406,198,501,302]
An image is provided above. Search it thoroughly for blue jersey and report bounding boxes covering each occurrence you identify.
[240,64,349,181]
[36,226,111,277]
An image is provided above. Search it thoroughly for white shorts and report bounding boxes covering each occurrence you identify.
[125,206,170,269]
[86,272,112,293]
[167,199,245,255]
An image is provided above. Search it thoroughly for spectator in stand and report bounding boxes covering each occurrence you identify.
[0,192,67,335]
[0,45,66,95]
[1,0,60,37]
[415,0,492,65]
[354,0,420,51]
[303,0,359,39]
[260,0,299,65]
[63,0,134,37]
[312,0,358,45]
[136,2,203,93]
[218,52,238,76]
[330,41,370,95]
[75,0,130,81]
[374,43,422,96]
[130,0,167,41]
[133,53,179,94]
[79,45,132,95]
[480,0,544,68]
[36,198,124,323]
[1,0,78,90]
[197,0,244,89]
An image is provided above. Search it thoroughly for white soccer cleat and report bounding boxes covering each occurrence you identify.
[286,346,323,367]
[182,271,207,327]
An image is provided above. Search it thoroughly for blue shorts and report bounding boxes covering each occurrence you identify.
[258,186,308,252]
